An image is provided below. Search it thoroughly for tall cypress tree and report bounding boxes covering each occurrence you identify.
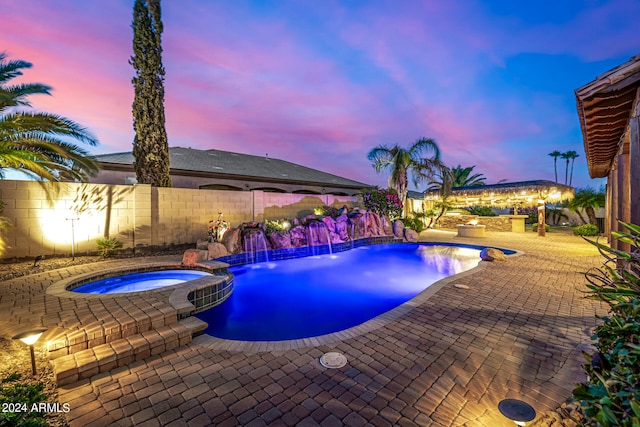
[130,0,171,187]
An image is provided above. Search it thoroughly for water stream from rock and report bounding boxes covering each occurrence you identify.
[243,230,270,264]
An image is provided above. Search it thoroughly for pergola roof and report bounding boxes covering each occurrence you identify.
[575,55,640,178]
[424,180,574,208]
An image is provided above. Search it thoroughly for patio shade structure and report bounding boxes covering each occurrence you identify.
[575,54,640,247]
[424,180,575,209]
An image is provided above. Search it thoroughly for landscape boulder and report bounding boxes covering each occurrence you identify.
[480,248,508,262]
[289,226,307,247]
[221,228,241,254]
[207,242,228,259]
[182,249,208,266]
[404,228,419,242]
[334,215,350,240]
[382,216,393,235]
[269,232,292,250]
[393,220,405,239]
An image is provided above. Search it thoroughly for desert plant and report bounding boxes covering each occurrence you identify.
[572,221,640,426]
[531,223,550,232]
[573,224,599,236]
[208,212,229,242]
[96,237,123,257]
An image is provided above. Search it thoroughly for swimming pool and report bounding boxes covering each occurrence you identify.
[72,269,212,294]
[196,243,485,341]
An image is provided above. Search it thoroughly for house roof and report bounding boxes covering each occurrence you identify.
[94,147,371,189]
[575,54,640,178]
[406,190,425,199]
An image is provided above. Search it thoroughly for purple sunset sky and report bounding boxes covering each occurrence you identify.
[2,0,639,190]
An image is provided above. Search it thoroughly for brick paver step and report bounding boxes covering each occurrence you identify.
[47,309,179,359]
[52,317,207,386]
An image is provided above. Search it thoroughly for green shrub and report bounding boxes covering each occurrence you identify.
[314,205,340,218]
[0,373,48,427]
[573,224,599,236]
[96,237,123,257]
[531,223,550,232]
[265,219,292,235]
[401,212,425,233]
[573,221,640,426]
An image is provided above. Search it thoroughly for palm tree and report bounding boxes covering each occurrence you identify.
[0,53,99,181]
[429,166,456,225]
[568,187,605,225]
[567,151,579,187]
[449,165,486,187]
[548,150,561,183]
[367,137,441,209]
[560,151,571,185]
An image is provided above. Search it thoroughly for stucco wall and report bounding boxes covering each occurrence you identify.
[0,180,360,259]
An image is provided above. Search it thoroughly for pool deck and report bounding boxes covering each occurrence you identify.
[1,229,608,426]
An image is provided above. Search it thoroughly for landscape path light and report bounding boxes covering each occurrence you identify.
[65,217,79,260]
[12,327,47,376]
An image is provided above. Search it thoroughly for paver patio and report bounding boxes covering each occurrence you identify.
[1,229,608,426]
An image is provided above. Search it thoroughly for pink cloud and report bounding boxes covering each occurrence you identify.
[1,0,629,190]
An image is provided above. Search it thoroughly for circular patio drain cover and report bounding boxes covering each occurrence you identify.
[320,352,347,369]
[498,399,536,423]
[453,284,470,289]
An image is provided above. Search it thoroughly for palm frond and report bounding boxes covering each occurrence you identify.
[0,112,98,146]
[0,53,32,84]
[0,83,52,110]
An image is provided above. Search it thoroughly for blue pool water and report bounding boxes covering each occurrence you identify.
[72,269,211,294]
[197,244,484,341]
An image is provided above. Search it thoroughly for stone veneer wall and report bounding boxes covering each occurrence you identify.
[0,180,361,259]
[436,214,514,232]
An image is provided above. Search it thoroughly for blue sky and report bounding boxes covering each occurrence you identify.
[2,0,639,189]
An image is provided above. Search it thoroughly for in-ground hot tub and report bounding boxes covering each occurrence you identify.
[49,263,234,316]
[71,269,212,294]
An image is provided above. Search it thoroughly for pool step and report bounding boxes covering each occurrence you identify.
[46,307,179,359]
[52,317,207,386]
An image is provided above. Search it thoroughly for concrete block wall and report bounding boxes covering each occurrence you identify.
[0,181,138,259]
[0,181,361,259]
[151,186,254,246]
[260,193,360,221]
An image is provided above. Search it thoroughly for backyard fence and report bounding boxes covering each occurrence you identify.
[0,180,361,260]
